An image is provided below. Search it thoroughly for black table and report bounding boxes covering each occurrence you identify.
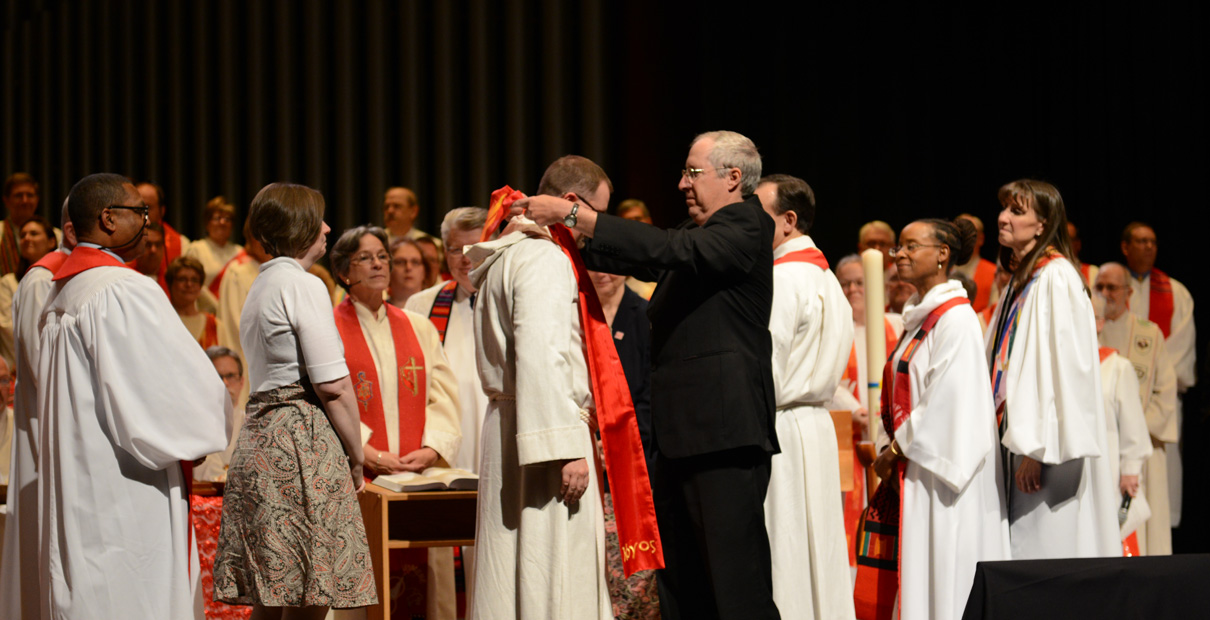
[963,555,1210,620]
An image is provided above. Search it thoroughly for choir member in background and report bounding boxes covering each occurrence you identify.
[857,220,896,269]
[986,179,1119,559]
[756,174,855,620]
[884,263,916,314]
[167,256,223,349]
[0,215,59,368]
[1119,221,1196,529]
[194,346,248,482]
[859,217,1008,620]
[213,183,376,618]
[0,198,74,620]
[387,236,430,307]
[330,225,462,619]
[954,213,998,312]
[415,234,446,285]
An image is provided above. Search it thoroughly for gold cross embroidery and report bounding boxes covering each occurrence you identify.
[399,356,422,396]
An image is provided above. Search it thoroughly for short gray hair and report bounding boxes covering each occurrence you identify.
[836,253,863,272]
[330,225,390,290]
[1097,262,1132,292]
[694,130,762,195]
[440,207,488,246]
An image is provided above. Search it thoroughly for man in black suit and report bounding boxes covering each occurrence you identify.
[514,131,779,620]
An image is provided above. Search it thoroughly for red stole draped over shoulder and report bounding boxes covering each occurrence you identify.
[854,297,968,620]
[32,250,69,274]
[52,246,131,280]
[774,246,829,269]
[208,249,250,298]
[1146,268,1174,338]
[548,222,665,577]
[333,298,427,458]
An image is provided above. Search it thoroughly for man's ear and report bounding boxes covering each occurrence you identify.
[97,207,117,235]
[783,210,798,234]
[728,168,743,192]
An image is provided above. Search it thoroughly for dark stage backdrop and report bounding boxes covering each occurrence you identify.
[3,2,1208,549]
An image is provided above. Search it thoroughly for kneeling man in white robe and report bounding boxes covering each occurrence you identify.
[36,173,230,619]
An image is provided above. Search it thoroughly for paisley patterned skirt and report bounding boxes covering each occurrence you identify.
[213,381,377,608]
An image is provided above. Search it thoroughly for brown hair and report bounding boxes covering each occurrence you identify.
[204,195,237,222]
[996,179,1078,289]
[330,225,391,291]
[4,172,38,197]
[536,155,613,202]
[165,255,205,287]
[247,183,326,259]
[15,215,58,280]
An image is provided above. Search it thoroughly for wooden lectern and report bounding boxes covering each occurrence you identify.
[358,483,478,620]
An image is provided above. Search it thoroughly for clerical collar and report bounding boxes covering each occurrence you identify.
[76,242,125,264]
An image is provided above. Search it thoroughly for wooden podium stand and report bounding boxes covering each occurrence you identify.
[358,483,478,620]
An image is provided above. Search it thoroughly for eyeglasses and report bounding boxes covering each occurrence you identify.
[351,252,392,267]
[1127,237,1157,247]
[209,215,234,224]
[681,167,732,182]
[1094,283,1126,292]
[174,276,203,286]
[218,372,242,382]
[889,243,943,255]
[108,204,151,220]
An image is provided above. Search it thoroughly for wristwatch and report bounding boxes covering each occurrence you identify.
[563,202,580,228]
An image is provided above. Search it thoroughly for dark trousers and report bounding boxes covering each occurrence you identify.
[653,447,781,620]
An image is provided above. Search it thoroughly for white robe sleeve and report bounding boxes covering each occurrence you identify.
[406,309,462,464]
[1001,263,1103,464]
[897,308,997,493]
[1166,280,1196,392]
[1109,358,1151,476]
[1145,335,1180,444]
[512,242,590,467]
[88,275,231,469]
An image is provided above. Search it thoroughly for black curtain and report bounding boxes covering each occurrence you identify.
[1,0,611,237]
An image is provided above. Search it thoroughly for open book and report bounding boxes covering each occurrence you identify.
[372,467,479,493]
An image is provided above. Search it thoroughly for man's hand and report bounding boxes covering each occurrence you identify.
[398,447,440,473]
[1120,474,1140,497]
[510,195,571,226]
[559,458,590,504]
[1015,456,1042,494]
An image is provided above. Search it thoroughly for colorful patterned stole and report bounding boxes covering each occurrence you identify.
[854,296,969,620]
[989,248,1063,429]
[426,280,460,345]
[1146,268,1174,338]
[333,298,427,460]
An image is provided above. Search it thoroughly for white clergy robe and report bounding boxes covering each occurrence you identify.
[987,259,1119,559]
[763,235,856,620]
[36,260,230,619]
[343,298,461,620]
[0,255,59,620]
[467,226,611,620]
[1099,312,1177,554]
[895,281,1009,620]
[1127,270,1195,527]
[1098,352,1152,508]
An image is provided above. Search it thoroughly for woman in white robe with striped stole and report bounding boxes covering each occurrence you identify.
[860,218,1008,620]
[985,179,1119,560]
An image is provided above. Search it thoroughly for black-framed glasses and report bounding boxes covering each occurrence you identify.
[107,204,151,219]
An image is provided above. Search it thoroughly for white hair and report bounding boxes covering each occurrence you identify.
[440,207,488,246]
[693,130,762,195]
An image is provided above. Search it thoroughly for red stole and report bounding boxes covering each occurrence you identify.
[481,185,526,242]
[333,298,427,459]
[208,249,250,298]
[32,250,69,274]
[773,245,829,269]
[548,223,664,577]
[972,259,996,312]
[198,314,220,349]
[842,318,899,566]
[52,246,131,280]
[1146,268,1174,338]
[854,297,968,620]
[1098,347,1115,364]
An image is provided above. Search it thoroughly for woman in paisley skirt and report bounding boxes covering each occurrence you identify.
[213,183,377,619]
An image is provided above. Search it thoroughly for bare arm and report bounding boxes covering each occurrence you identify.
[314,375,366,489]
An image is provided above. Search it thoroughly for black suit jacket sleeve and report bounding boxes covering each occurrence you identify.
[580,204,765,282]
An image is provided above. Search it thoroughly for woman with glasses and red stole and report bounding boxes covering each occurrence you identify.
[856,217,1008,620]
[985,180,1119,562]
[329,225,463,620]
